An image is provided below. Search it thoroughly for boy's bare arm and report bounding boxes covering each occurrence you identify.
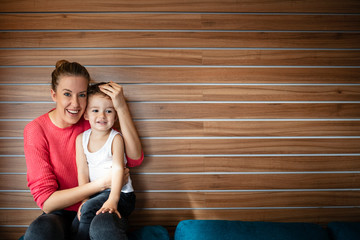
[96,134,125,217]
[76,134,90,187]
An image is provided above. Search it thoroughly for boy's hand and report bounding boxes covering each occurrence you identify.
[96,199,121,218]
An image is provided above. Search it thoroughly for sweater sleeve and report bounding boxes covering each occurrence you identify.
[24,121,58,209]
[126,150,144,167]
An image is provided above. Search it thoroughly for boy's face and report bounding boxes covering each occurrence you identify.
[84,93,117,132]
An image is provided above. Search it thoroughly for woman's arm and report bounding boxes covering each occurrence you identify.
[42,178,108,214]
[24,118,111,214]
[99,82,143,163]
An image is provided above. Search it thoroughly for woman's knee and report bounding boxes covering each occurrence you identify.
[24,214,65,240]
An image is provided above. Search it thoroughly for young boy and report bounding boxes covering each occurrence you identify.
[74,82,136,240]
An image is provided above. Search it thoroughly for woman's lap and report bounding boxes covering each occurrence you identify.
[24,210,129,240]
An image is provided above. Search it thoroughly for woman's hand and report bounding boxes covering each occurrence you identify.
[99,167,130,190]
[98,81,126,112]
[77,200,88,220]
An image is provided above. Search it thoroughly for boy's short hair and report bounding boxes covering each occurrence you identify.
[88,82,109,98]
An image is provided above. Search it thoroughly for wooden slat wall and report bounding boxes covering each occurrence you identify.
[1,0,360,239]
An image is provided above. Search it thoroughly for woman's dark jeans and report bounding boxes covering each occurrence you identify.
[24,192,136,240]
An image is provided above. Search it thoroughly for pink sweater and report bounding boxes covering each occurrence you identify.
[24,111,143,211]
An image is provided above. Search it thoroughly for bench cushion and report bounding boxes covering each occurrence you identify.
[128,225,170,240]
[174,220,330,240]
[327,222,360,240]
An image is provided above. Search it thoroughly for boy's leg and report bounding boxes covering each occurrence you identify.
[76,191,110,240]
[24,210,76,240]
[118,192,136,218]
[89,192,136,240]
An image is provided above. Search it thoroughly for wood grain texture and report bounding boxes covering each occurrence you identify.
[135,191,360,208]
[2,173,360,191]
[2,137,360,155]
[1,32,360,48]
[2,120,360,138]
[133,156,360,173]
[134,120,360,137]
[1,14,359,31]
[129,208,360,226]
[1,208,360,226]
[1,49,360,66]
[1,67,360,84]
[0,192,37,208]
[2,0,360,13]
[2,102,360,119]
[2,84,360,102]
[1,191,359,209]
[2,155,360,174]
[0,227,27,240]
[1,0,359,228]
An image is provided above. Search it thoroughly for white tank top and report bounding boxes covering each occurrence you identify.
[82,129,134,193]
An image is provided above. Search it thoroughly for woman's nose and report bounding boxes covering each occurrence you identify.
[72,96,80,107]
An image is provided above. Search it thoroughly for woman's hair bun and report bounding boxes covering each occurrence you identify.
[55,59,69,69]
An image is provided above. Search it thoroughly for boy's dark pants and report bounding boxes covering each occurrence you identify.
[73,191,136,240]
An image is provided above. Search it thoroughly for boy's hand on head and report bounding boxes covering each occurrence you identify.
[96,199,121,219]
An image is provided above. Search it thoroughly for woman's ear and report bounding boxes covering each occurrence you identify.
[50,89,57,102]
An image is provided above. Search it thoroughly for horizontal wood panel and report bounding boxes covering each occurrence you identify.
[2,103,360,119]
[0,192,37,208]
[2,138,360,155]
[1,32,360,48]
[2,155,360,174]
[2,208,360,227]
[0,227,27,240]
[2,120,360,138]
[202,50,360,66]
[1,191,359,209]
[134,156,360,173]
[134,121,360,137]
[2,85,360,102]
[0,157,26,173]
[1,49,360,66]
[129,208,360,226]
[129,103,360,119]
[2,0,360,13]
[136,191,360,208]
[2,173,360,191]
[1,14,359,31]
[1,67,360,84]
[141,138,360,155]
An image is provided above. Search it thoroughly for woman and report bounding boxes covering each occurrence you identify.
[23,60,143,240]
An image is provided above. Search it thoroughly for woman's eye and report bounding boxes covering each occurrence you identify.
[64,92,71,97]
[79,93,87,98]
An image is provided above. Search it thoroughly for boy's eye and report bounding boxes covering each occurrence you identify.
[92,109,99,113]
[106,110,113,113]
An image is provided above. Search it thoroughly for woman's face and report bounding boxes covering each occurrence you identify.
[50,75,88,128]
